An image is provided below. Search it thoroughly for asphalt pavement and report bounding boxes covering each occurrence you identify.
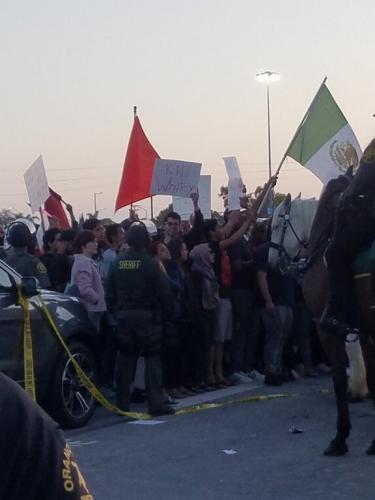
[66,376,375,500]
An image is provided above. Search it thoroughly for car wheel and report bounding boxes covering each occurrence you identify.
[48,341,97,429]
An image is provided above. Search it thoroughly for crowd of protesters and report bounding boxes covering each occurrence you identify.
[0,182,331,415]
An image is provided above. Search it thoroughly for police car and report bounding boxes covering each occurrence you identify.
[0,258,98,428]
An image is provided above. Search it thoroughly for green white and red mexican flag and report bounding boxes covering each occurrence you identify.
[286,83,361,184]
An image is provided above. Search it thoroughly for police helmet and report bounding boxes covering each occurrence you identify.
[7,222,33,248]
[126,223,150,248]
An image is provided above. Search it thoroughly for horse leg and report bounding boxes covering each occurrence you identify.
[355,277,375,454]
[319,328,351,456]
[359,332,375,455]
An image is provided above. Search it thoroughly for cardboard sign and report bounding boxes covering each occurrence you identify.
[24,156,50,213]
[150,159,201,198]
[223,156,242,181]
[173,175,211,220]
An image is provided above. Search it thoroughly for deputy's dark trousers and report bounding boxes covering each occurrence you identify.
[100,313,117,387]
[326,212,375,327]
[116,330,164,412]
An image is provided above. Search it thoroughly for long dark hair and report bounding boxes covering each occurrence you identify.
[74,230,95,253]
[167,238,185,261]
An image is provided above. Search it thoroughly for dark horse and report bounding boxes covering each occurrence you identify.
[303,172,375,456]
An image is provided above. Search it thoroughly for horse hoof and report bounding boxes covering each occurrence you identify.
[366,441,375,455]
[347,390,368,403]
[323,440,348,456]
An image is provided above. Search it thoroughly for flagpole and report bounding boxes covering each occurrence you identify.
[134,104,154,220]
[131,105,137,218]
[257,77,328,216]
[150,196,154,220]
[274,76,327,178]
[39,208,46,233]
[256,182,274,216]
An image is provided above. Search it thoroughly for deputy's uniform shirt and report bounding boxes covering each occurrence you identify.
[0,372,93,500]
[4,248,51,289]
[105,247,173,322]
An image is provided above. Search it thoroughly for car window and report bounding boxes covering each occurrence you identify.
[0,267,13,290]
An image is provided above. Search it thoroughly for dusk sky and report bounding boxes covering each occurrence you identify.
[1,0,374,221]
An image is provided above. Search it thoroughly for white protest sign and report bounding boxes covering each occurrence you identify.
[24,156,50,213]
[196,175,211,219]
[223,156,242,181]
[172,196,195,221]
[228,178,244,211]
[223,157,245,211]
[150,159,201,198]
[173,175,211,220]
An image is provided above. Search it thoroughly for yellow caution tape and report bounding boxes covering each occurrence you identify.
[18,286,36,401]
[176,393,288,415]
[18,291,293,422]
[36,296,150,420]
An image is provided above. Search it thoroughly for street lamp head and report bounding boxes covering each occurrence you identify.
[255,71,281,83]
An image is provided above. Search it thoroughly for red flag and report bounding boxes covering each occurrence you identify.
[44,188,70,229]
[115,115,160,211]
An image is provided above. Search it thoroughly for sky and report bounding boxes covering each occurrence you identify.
[1,0,374,222]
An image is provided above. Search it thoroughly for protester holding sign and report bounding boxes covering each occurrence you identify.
[202,209,254,386]
[173,175,212,220]
[162,193,205,251]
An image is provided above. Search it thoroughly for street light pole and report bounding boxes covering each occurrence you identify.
[266,83,272,180]
[93,191,102,213]
[256,71,281,179]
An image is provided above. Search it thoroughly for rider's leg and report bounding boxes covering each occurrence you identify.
[325,214,375,329]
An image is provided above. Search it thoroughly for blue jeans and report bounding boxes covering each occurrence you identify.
[261,305,293,375]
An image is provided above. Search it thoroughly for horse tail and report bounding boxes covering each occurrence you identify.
[346,339,369,401]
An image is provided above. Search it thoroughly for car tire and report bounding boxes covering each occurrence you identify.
[47,340,98,429]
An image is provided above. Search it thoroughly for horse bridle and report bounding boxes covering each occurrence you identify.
[272,197,309,280]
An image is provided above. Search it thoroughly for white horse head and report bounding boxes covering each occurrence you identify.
[269,195,318,269]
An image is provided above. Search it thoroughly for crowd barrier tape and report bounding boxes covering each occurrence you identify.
[176,393,289,416]
[17,287,36,401]
[36,296,151,420]
[19,290,292,421]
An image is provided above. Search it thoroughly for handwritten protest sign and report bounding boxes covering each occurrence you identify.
[24,155,50,213]
[150,159,201,198]
[173,175,211,220]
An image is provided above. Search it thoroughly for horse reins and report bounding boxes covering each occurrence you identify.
[276,198,308,261]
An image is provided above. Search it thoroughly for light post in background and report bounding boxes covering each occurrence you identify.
[93,191,102,213]
[255,71,281,179]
